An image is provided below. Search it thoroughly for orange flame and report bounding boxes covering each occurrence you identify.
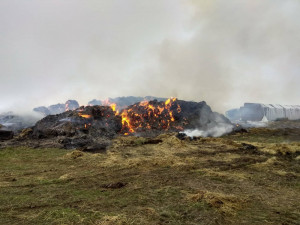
[139,101,149,107]
[78,113,92,119]
[121,111,134,133]
[110,103,116,112]
[117,97,180,134]
[110,103,120,115]
[165,98,171,105]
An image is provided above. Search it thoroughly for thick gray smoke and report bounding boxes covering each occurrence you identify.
[1,0,300,114]
[136,0,300,112]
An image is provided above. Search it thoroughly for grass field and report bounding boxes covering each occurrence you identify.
[0,130,300,224]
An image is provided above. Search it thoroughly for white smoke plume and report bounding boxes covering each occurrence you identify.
[1,0,300,113]
[182,123,234,138]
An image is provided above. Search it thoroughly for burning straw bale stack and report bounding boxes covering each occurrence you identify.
[28,98,231,150]
[119,99,230,136]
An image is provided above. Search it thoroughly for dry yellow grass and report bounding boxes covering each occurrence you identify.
[186,190,246,216]
[0,128,299,224]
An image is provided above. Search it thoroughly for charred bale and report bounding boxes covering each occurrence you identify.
[0,130,14,140]
[32,106,122,139]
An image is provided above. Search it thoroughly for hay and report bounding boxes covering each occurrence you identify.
[261,143,300,156]
[96,215,128,225]
[65,150,84,159]
[186,191,246,215]
[18,128,33,138]
[251,156,277,168]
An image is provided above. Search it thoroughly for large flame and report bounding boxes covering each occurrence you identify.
[77,98,183,135]
[115,97,181,134]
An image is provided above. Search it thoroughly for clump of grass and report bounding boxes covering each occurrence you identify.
[186,191,246,216]
[65,150,84,159]
[260,143,300,156]
[111,136,148,147]
[251,156,278,168]
[133,137,147,146]
[96,214,130,225]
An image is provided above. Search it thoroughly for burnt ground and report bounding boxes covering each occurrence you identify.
[0,122,299,224]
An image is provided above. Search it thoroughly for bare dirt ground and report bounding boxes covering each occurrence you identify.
[0,122,299,224]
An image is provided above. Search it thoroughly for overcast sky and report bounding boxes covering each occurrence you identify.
[1,0,300,113]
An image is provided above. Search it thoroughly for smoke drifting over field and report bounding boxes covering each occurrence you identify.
[1,0,300,113]
[182,124,234,138]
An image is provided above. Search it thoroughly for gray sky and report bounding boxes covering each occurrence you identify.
[1,0,300,113]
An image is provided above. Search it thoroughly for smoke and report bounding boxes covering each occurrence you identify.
[182,123,234,138]
[1,0,300,113]
[135,0,300,112]
[236,116,269,129]
[0,111,43,131]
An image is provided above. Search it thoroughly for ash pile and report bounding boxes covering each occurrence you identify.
[3,98,232,151]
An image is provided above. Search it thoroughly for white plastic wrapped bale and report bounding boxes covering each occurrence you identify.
[283,105,300,120]
[240,103,300,121]
[263,104,286,121]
